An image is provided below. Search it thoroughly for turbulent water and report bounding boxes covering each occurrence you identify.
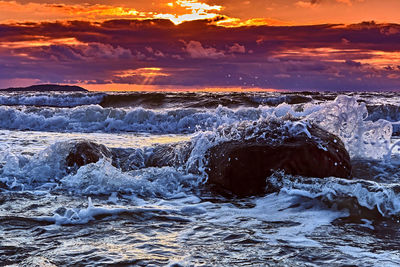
[1,91,400,266]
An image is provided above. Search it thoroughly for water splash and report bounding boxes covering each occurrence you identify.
[307,95,392,159]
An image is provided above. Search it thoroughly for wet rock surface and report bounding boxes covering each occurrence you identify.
[66,141,112,170]
[205,122,352,196]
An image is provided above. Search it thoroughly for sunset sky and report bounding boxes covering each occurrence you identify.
[1,0,400,91]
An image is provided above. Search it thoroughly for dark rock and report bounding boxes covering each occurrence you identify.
[0,180,7,189]
[205,120,352,196]
[145,142,192,168]
[66,141,112,170]
[111,147,146,171]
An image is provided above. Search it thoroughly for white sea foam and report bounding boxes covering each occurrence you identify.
[181,192,347,248]
[0,141,73,184]
[270,172,400,217]
[61,158,202,197]
[35,197,184,225]
[336,245,400,265]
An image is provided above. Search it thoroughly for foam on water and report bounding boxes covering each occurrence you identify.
[336,245,400,265]
[0,141,73,184]
[182,192,347,248]
[34,197,192,225]
[269,172,400,218]
[61,159,202,197]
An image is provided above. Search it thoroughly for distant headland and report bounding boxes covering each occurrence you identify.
[1,84,88,92]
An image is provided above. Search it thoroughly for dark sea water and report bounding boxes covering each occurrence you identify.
[1,91,400,266]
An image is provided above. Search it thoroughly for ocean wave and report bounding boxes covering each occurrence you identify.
[0,105,275,133]
[0,92,105,107]
[0,95,395,160]
[269,172,400,218]
[99,92,313,108]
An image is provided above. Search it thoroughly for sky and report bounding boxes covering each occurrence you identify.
[1,0,400,91]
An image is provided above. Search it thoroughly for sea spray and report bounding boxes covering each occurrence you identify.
[306,95,392,159]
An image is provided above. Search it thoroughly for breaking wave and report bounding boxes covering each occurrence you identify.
[0,92,105,107]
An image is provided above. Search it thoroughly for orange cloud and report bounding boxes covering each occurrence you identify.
[295,1,318,8]
[0,37,82,49]
[0,1,148,22]
[358,51,400,68]
[0,0,227,25]
[215,17,292,27]
[296,0,354,7]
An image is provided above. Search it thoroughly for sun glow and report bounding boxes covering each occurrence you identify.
[116,68,169,78]
[155,0,222,24]
[114,68,169,85]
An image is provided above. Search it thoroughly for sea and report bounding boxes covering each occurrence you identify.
[1,90,400,266]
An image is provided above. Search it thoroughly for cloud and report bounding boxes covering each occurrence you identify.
[14,42,134,62]
[0,0,224,25]
[183,40,226,58]
[228,43,246,53]
[295,0,320,8]
[0,1,149,22]
[1,19,400,90]
[345,59,362,67]
[295,0,357,8]
[335,0,353,5]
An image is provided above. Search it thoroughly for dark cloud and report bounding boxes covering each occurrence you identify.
[1,19,400,90]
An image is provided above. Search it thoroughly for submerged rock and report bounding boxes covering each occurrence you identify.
[205,120,352,196]
[66,141,112,170]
